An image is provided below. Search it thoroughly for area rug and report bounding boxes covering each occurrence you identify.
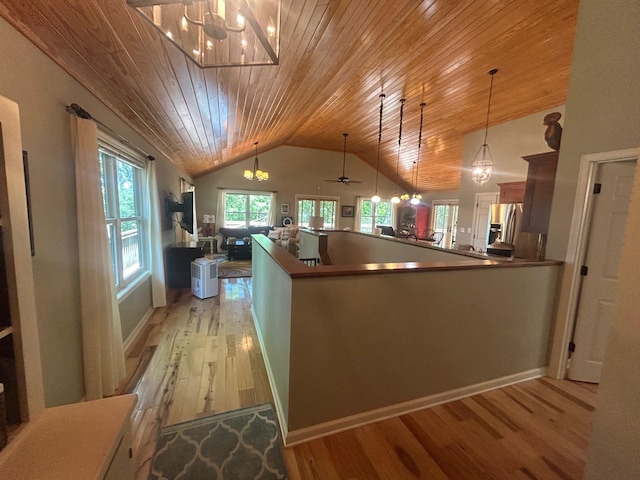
[149,403,287,480]
[218,260,252,279]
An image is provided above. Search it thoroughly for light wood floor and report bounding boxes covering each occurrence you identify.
[123,277,597,480]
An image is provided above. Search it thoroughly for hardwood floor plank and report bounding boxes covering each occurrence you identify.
[126,277,596,480]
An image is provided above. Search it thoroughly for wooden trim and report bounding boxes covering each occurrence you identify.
[252,232,562,281]
[283,368,546,446]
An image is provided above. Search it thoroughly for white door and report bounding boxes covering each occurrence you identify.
[568,160,636,383]
[471,192,499,251]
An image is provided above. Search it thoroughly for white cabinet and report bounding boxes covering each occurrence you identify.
[0,394,137,479]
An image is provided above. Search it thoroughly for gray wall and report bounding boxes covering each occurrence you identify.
[0,17,188,406]
[546,0,640,260]
[557,1,640,477]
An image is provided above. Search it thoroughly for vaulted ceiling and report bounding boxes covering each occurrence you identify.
[0,0,579,192]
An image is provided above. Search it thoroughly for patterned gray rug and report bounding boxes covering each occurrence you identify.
[149,403,287,479]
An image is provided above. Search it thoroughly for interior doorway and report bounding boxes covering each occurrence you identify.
[471,192,499,251]
[567,159,636,382]
[549,148,638,382]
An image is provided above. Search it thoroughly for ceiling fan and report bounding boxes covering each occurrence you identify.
[324,133,364,185]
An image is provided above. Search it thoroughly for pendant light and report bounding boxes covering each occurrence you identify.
[243,141,269,181]
[371,93,386,203]
[390,98,405,204]
[471,68,498,185]
[401,102,425,205]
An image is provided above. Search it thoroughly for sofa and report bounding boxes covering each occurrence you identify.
[213,226,273,253]
[266,226,300,255]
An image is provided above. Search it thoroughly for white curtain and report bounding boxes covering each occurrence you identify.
[216,190,226,229]
[71,116,126,400]
[147,161,167,307]
[268,192,277,226]
[354,197,364,232]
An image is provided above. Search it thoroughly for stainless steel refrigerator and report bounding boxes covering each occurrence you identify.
[486,203,538,258]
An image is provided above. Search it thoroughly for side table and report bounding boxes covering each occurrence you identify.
[199,236,216,254]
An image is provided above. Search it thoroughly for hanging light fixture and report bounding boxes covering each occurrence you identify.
[371,93,386,203]
[401,102,426,205]
[127,0,281,68]
[390,98,405,204]
[243,141,269,181]
[471,68,498,185]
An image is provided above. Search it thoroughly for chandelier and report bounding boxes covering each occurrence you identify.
[243,142,268,181]
[471,68,498,185]
[127,0,281,68]
[401,102,425,205]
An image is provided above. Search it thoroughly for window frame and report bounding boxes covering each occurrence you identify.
[97,131,150,298]
[221,190,275,228]
[356,197,395,233]
[294,195,339,229]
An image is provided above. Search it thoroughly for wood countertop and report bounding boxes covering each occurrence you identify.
[252,233,562,279]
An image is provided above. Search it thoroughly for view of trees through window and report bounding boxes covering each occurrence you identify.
[296,197,337,228]
[224,193,272,227]
[99,148,145,289]
[359,200,393,233]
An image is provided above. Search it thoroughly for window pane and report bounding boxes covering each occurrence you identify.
[298,199,314,227]
[107,223,119,287]
[117,160,138,218]
[225,194,247,227]
[319,201,336,228]
[376,202,393,226]
[249,194,271,226]
[121,221,141,280]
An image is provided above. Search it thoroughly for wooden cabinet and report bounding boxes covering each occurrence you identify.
[521,151,559,234]
[497,181,526,203]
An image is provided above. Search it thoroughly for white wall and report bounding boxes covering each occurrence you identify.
[194,145,398,231]
[0,17,189,405]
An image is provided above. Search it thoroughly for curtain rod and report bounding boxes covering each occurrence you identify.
[66,103,155,161]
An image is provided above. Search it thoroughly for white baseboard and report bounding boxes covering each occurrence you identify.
[250,306,290,440]
[123,307,154,354]
[283,367,546,446]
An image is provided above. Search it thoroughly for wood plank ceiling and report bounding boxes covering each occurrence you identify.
[0,0,579,192]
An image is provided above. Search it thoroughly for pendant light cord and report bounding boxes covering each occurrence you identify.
[482,69,498,146]
[374,94,385,194]
[394,98,405,192]
[415,102,425,192]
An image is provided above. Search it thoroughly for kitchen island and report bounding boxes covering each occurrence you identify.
[251,231,562,446]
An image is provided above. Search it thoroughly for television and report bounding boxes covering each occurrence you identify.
[165,191,194,234]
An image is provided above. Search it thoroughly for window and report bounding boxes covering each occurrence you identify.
[98,139,149,292]
[222,191,274,227]
[357,198,394,233]
[432,201,459,246]
[296,196,338,228]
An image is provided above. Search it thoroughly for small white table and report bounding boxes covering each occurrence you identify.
[199,236,216,254]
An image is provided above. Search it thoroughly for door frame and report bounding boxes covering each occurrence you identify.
[548,147,639,379]
[470,191,499,251]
